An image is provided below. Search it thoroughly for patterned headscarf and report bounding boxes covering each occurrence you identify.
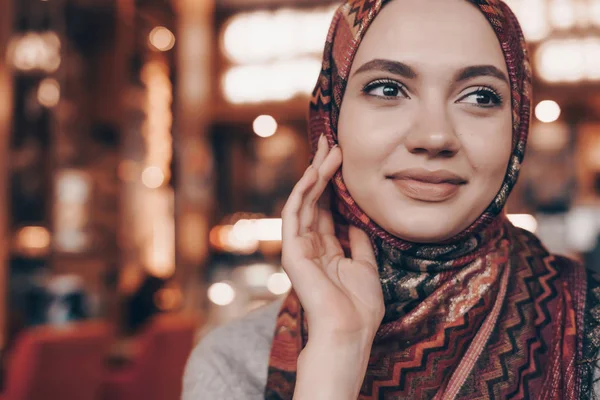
[266,0,588,398]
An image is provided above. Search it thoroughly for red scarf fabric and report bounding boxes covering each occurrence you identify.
[265,1,588,398]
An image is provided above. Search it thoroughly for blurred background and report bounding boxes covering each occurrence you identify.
[0,0,598,398]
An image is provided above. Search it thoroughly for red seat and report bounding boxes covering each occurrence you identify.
[102,313,198,400]
[2,321,111,400]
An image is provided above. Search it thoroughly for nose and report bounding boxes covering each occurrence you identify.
[404,100,460,158]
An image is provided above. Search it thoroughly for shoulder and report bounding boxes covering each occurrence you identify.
[196,298,282,356]
[182,299,283,400]
[511,225,586,277]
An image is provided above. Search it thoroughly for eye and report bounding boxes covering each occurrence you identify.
[457,87,503,108]
[362,79,409,99]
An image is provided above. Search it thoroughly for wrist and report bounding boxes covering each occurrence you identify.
[306,330,376,355]
[310,324,378,346]
[293,336,374,400]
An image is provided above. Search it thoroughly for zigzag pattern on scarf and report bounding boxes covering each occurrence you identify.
[347,0,377,24]
[362,299,490,399]
[580,271,600,400]
[456,233,561,399]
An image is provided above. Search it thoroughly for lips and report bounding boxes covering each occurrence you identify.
[386,168,467,202]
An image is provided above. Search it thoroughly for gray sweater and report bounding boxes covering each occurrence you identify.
[182,300,282,400]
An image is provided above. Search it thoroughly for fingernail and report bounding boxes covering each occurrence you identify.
[319,134,326,146]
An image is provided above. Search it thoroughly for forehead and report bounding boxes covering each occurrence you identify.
[351,0,507,74]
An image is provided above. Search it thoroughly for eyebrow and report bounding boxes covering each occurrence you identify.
[456,65,509,85]
[352,59,509,85]
[353,59,417,79]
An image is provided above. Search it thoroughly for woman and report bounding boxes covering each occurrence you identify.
[183,0,600,398]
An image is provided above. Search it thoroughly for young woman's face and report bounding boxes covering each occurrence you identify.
[338,0,513,243]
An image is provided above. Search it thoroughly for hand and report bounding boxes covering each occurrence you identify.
[281,134,385,343]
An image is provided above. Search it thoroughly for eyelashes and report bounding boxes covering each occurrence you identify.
[362,79,409,99]
[360,79,504,108]
[457,86,503,108]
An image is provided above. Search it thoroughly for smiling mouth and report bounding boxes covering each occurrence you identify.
[386,169,467,202]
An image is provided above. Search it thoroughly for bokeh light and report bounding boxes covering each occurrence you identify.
[507,214,538,233]
[244,263,277,288]
[141,166,165,189]
[208,282,236,306]
[535,100,561,123]
[17,226,51,250]
[149,27,175,51]
[37,78,60,108]
[223,59,321,104]
[267,272,291,295]
[10,32,61,72]
[252,115,278,138]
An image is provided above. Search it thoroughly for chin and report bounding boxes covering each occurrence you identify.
[376,209,466,244]
[351,187,479,244]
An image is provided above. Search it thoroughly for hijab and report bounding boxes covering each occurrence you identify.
[265,0,590,398]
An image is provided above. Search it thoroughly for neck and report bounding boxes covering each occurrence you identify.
[372,214,511,331]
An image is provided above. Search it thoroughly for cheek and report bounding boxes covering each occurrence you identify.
[338,98,415,152]
[458,116,512,180]
[337,102,400,176]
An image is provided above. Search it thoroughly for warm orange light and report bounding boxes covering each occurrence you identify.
[210,224,259,254]
[267,272,291,295]
[243,263,277,288]
[252,115,278,138]
[149,27,175,51]
[209,218,283,254]
[507,214,538,233]
[535,100,561,123]
[141,166,165,189]
[141,61,172,182]
[232,218,282,241]
[37,78,60,107]
[17,226,51,250]
[208,282,236,306]
[10,32,61,72]
[145,207,175,278]
[222,6,337,64]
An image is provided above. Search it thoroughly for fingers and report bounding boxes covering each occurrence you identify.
[312,134,329,169]
[303,135,333,233]
[317,206,335,236]
[281,164,318,242]
[348,225,377,269]
[299,144,342,234]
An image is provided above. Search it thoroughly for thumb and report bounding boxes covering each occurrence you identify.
[348,225,376,269]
